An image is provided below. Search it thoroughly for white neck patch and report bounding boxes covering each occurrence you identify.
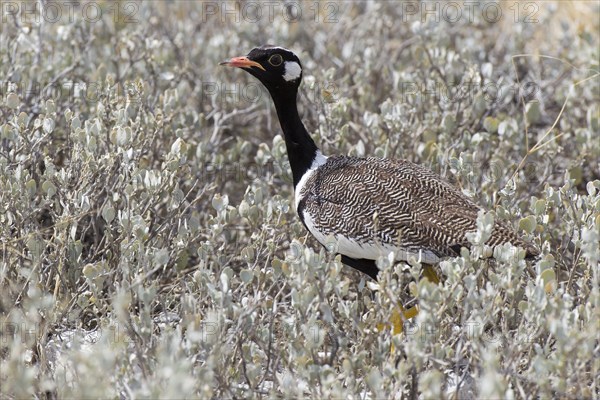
[294,150,328,211]
[311,150,328,169]
[283,61,302,82]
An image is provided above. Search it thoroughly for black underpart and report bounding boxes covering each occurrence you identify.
[449,244,463,255]
[525,249,540,260]
[340,255,379,280]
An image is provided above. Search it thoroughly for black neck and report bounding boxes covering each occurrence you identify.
[268,88,319,188]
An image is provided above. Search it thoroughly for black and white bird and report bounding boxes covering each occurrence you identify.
[220,45,538,280]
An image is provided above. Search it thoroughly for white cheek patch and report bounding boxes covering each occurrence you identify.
[283,61,302,81]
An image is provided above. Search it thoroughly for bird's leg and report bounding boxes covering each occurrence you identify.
[422,264,441,284]
[386,264,441,335]
[388,303,420,335]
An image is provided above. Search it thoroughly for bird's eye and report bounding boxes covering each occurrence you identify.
[268,54,283,66]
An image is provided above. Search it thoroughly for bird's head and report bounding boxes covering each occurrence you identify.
[220,45,303,93]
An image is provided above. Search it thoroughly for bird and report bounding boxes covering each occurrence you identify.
[220,45,539,282]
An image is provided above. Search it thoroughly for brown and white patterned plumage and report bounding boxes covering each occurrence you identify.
[221,45,538,280]
[296,155,537,266]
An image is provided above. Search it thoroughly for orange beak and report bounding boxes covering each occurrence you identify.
[219,56,265,71]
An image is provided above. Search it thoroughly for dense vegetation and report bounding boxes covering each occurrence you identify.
[1,1,598,398]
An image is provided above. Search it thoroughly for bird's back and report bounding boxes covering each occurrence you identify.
[296,156,538,262]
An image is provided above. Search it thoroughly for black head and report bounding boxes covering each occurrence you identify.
[220,45,303,93]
